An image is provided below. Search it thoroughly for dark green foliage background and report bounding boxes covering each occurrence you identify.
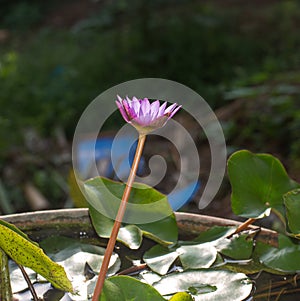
[0,0,299,212]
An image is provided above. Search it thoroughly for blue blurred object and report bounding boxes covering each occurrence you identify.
[76,136,141,180]
[76,136,200,211]
[167,181,201,211]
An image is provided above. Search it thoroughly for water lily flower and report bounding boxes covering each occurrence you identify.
[116,96,181,135]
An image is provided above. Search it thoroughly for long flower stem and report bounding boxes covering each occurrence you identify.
[92,134,146,301]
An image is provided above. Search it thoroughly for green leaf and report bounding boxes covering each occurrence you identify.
[143,227,240,275]
[86,177,178,248]
[187,226,236,245]
[284,189,300,237]
[255,234,300,274]
[228,150,299,219]
[118,225,143,249]
[89,205,143,249]
[0,224,73,292]
[84,177,173,223]
[153,270,253,301]
[217,234,253,260]
[143,244,179,275]
[178,244,217,270]
[100,275,165,301]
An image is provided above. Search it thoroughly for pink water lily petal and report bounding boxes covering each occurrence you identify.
[150,100,160,119]
[140,98,151,116]
[168,104,182,117]
[164,103,178,114]
[116,96,181,135]
[116,100,130,122]
[158,101,167,117]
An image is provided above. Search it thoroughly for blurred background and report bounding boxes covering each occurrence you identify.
[0,0,299,220]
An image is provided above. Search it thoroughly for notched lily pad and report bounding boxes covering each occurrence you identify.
[153,269,253,301]
[144,226,253,275]
[86,177,178,249]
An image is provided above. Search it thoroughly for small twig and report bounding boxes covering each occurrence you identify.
[17,264,39,301]
[117,263,148,276]
[274,288,285,301]
[234,218,257,235]
[254,287,300,299]
[256,274,300,294]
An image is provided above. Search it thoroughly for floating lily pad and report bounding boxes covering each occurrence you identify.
[143,244,179,275]
[256,234,300,274]
[41,236,120,300]
[144,226,254,275]
[178,243,218,270]
[100,275,165,301]
[153,269,253,301]
[217,234,253,260]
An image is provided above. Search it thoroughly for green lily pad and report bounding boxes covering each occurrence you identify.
[86,177,178,248]
[190,226,236,244]
[256,234,300,274]
[143,244,179,275]
[178,244,217,270]
[217,234,253,260]
[284,189,300,237]
[41,236,120,276]
[41,236,121,300]
[144,241,218,275]
[228,150,299,219]
[100,275,165,301]
[144,226,253,275]
[153,269,253,301]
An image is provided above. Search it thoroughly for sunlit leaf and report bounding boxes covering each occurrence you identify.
[153,269,253,301]
[228,150,299,219]
[0,223,73,292]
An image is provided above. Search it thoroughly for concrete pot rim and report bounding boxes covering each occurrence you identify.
[0,208,278,246]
